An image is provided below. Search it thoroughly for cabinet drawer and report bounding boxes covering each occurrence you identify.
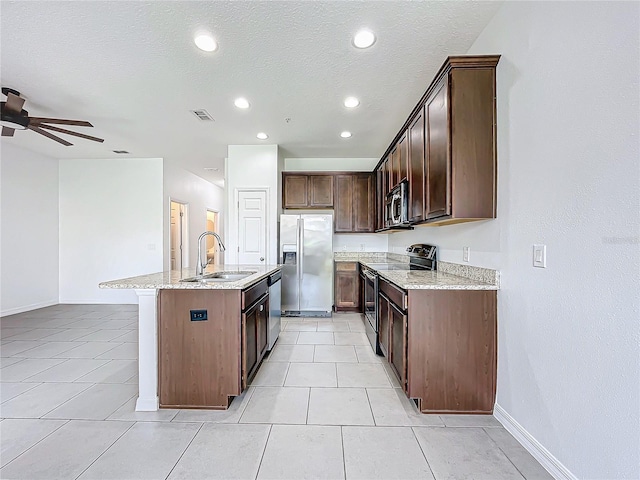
[379,278,407,311]
[335,262,358,272]
[242,278,268,311]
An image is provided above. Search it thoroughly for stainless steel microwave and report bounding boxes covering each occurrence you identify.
[385,181,409,226]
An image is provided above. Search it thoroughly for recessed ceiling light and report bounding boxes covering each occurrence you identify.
[353,29,376,49]
[257,132,269,140]
[234,97,250,109]
[340,131,352,138]
[194,33,218,52]
[344,96,360,108]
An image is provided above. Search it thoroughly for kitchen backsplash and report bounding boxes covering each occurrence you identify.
[333,252,499,287]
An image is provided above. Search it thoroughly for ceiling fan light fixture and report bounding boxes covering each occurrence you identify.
[352,29,376,49]
[344,96,360,108]
[0,117,28,130]
[234,97,250,109]
[194,33,218,52]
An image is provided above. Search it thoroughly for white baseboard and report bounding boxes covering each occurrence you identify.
[1,300,58,317]
[494,404,577,480]
[135,396,159,412]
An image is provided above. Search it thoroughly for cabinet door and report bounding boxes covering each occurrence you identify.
[334,175,354,232]
[242,304,258,388]
[408,110,425,223]
[309,175,334,207]
[425,78,451,219]
[353,174,374,232]
[389,302,407,392]
[397,132,408,183]
[335,269,359,309]
[375,168,384,230]
[378,293,390,357]
[283,175,309,208]
[257,297,269,358]
[390,146,400,188]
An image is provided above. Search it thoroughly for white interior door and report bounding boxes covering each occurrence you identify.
[237,190,267,265]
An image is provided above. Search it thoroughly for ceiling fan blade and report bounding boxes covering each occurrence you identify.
[38,124,104,143]
[28,125,73,146]
[29,117,93,127]
[2,126,15,137]
[4,92,25,114]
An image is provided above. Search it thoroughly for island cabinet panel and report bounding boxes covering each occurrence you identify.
[283,175,309,208]
[334,262,360,311]
[158,289,242,410]
[407,289,497,414]
[242,293,269,389]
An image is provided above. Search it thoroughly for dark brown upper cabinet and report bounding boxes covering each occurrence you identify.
[334,173,375,233]
[283,173,333,209]
[374,55,499,227]
[408,110,425,223]
[397,132,409,185]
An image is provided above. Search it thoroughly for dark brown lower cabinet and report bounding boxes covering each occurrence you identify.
[157,279,271,410]
[242,293,269,389]
[389,301,407,393]
[378,293,390,357]
[377,278,497,414]
[334,262,360,311]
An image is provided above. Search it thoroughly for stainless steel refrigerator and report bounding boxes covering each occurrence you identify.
[280,214,333,317]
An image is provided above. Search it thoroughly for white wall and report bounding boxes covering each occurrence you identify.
[390,3,640,478]
[225,145,279,264]
[59,158,164,304]
[163,161,225,271]
[0,144,60,315]
[284,157,378,172]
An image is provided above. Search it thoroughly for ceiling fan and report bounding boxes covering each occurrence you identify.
[1,88,104,146]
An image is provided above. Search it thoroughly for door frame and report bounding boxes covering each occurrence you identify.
[206,208,221,265]
[234,187,270,265]
[169,198,189,271]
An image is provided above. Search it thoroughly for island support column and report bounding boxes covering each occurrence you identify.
[135,288,159,411]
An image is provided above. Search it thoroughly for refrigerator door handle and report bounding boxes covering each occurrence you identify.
[299,218,304,308]
[296,218,301,312]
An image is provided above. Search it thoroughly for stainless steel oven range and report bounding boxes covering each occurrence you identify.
[361,244,437,355]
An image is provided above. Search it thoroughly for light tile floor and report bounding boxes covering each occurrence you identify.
[0,305,552,480]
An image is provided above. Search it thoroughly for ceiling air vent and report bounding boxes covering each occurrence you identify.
[191,109,214,121]
[113,150,130,154]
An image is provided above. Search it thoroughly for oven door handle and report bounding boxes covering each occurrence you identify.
[363,271,378,282]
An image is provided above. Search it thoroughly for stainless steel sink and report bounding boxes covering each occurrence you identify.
[180,271,256,283]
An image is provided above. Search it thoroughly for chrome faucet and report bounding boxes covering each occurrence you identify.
[196,231,226,276]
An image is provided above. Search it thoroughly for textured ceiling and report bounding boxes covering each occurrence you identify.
[0,1,502,185]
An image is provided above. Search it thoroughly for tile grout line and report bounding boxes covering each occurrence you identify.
[0,381,43,404]
[0,418,71,469]
[35,382,97,419]
[162,421,206,480]
[481,427,528,480]
[340,425,347,480]
[410,426,438,480]
[363,388,377,426]
[254,423,273,480]
[73,420,137,480]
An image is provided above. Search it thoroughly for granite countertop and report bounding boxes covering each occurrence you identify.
[99,264,282,290]
[334,252,499,291]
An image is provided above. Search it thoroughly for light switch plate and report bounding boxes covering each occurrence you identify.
[463,246,470,262]
[533,244,546,268]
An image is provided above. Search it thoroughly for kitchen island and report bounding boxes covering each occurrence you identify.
[100,264,282,411]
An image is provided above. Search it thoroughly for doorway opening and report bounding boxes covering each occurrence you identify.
[206,209,220,265]
[170,200,189,271]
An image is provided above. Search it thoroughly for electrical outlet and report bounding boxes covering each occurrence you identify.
[342,245,347,251]
[360,243,365,252]
[533,244,546,268]
[463,246,470,262]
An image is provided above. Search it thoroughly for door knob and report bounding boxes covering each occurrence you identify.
[260,257,264,261]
